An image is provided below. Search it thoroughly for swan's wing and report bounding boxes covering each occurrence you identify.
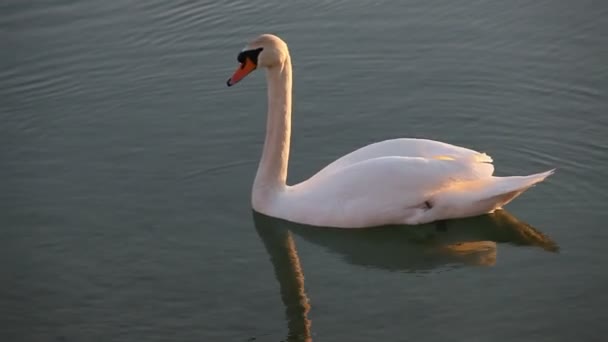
[313,138,493,179]
[287,156,487,227]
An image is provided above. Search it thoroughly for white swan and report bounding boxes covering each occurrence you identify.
[227,34,554,228]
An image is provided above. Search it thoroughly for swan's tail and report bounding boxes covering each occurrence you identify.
[436,169,555,218]
[479,169,554,209]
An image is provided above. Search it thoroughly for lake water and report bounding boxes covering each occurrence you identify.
[2,0,607,341]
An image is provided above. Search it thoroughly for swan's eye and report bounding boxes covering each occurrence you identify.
[237,48,264,66]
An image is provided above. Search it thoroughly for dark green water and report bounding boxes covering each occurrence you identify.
[2,1,607,341]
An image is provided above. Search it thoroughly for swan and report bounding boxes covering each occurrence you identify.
[226,34,554,228]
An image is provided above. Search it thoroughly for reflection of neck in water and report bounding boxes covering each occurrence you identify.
[254,218,311,341]
[253,210,557,339]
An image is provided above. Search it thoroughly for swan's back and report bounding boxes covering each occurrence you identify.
[313,138,494,180]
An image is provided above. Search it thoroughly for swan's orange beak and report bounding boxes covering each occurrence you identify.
[226,57,256,87]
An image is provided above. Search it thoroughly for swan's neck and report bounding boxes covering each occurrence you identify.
[253,56,292,209]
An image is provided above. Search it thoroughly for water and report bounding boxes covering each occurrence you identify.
[1,0,607,341]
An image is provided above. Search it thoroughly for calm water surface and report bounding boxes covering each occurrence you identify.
[2,0,607,341]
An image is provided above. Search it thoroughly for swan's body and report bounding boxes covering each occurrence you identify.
[227,34,553,228]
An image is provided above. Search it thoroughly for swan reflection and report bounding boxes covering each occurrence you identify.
[252,210,557,341]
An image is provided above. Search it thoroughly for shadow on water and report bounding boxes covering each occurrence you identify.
[252,210,557,341]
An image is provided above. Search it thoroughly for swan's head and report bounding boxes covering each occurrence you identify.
[226,34,289,87]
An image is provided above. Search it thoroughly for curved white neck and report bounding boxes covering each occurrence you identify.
[252,56,292,209]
